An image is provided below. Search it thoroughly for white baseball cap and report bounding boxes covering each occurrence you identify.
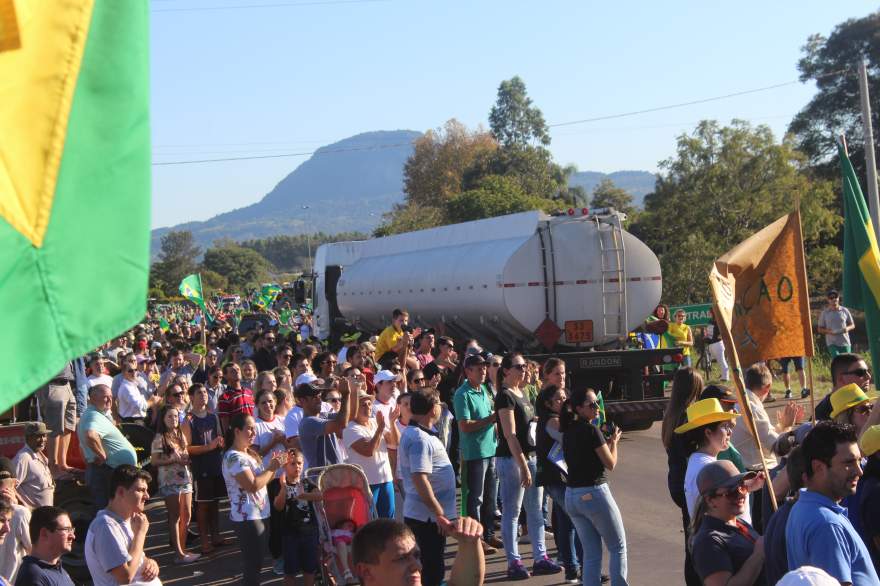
[294,372,319,388]
[373,370,400,384]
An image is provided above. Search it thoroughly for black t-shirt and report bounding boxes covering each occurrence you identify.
[536,415,565,487]
[562,420,607,487]
[14,555,75,586]
[282,480,318,534]
[495,387,535,458]
[424,361,458,406]
[763,500,793,586]
[692,516,766,585]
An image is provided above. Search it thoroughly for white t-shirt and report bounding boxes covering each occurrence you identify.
[85,509,161,586]
[285,406,304,439]
[117,378,149,419]
[684,451,751,524]
[255,416,286,478]
[222,449,270,521]
[372,397,397,424]
[343,420,393,485]
[0,504,30,583]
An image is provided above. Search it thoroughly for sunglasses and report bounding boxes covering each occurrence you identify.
[391,368,402,374]
[856,403,874,415]
[510,363,526,371]
[170,392,184,398]
[586,401,600,409]
[490,363,502,368]
[327,397,342,404]
[846,368,872,378]
[412,377,426,383]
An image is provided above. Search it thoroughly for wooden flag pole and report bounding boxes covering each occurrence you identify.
[711,294,779,513]
[807,358,817,419]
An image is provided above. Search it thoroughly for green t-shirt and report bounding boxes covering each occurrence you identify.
[718,444,746,472]
[452,381,497,460]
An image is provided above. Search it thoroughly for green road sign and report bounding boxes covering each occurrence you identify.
[669,303,713,326]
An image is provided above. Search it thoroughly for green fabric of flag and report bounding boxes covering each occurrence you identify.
[280,309,292,324]
[158,318,170,333]
[840,144,880,380]
[0,0,150,410]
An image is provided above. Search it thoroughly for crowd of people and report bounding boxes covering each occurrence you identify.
[0,289,878,586]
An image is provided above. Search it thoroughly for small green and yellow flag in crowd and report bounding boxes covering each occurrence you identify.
[180,274,209,316]
[0,0,150,410]
[840,143,880,386]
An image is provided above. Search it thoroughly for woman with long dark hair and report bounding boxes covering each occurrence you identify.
[151,405,199,564]
[222,413,287,585]
[661,367,703,585]
[562,387,627,586]
[536,384,581,583]
[495,353,561,579]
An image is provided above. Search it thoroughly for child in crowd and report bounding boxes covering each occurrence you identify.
[273,448,323,586]
[331,518,358,584]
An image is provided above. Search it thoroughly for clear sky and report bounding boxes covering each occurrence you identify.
[150,1,877,228]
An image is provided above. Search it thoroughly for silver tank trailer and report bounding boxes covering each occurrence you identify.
[313,209,662,351]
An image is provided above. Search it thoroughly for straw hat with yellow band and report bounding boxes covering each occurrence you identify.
[829,383,878,419]
[674,398,738,434]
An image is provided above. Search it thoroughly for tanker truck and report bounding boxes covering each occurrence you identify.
[312,208,683,430]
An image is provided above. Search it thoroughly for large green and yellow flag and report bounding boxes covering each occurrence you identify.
[180,274,208,314]
[840,144,880,385]
[0,0,150,410]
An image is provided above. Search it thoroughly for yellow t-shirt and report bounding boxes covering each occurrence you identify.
[374,325,403,359]
[667,322,692,356]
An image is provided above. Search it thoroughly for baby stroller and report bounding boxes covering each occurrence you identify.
[306,463,376,586]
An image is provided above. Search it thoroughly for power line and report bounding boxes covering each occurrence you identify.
[152,140,415,165]
[154,69,852,166]
[152,0,387,13]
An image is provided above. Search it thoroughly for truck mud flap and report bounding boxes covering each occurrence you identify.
[606,398,668,431]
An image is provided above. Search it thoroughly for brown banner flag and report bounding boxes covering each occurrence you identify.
[709,211,814,367]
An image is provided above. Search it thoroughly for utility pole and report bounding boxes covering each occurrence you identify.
[301,204,312,276]
[858,59,880,240]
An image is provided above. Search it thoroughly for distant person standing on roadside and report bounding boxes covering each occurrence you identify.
[668,310,694,367]
[818,290,855,358]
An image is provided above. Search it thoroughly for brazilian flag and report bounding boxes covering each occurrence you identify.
[840,144,880,385]
[0,1,150,409]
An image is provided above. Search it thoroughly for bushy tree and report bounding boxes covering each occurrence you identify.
[202,240,274,290]
[444,175,558,224]
[789,10,880,179]
[489,76,551,148]
[590,179,636,217]
[403,119,497,208]
[151,230,200,296]
[630,120,840,304]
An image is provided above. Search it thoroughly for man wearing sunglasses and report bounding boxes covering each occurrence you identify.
[818,290,855,358]
[815,353,874,421]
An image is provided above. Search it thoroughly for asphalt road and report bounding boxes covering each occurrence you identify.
[139,397,813,585]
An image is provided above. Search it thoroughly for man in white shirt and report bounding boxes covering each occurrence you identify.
[12,422,54,508]
[85,465,160,586]
[87,354,113,388]
[116,359,159,424]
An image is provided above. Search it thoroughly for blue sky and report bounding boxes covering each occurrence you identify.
[150,1,877,228]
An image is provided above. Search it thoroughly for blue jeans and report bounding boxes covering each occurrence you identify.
[566,484,628,586]
[463,456,497,540]
[497,456,546,564]
[546,482,580,572]
[371,481,395,518]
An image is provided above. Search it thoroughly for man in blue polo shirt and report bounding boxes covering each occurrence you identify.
[452,353,501,552]
[786,421,879,585]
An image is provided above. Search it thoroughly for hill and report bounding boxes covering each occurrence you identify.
[151,132,658,254]
[151,130,421,253]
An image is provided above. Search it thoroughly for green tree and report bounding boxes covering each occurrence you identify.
[403,119,498,208]
[151,230,201,296]
[489,76,550,148]
[202,240,274,290]
[590,179,636,216]
[444,175,557,224]
[373,204,446,237]
[241,232,367,272]
[630,120,840,304]
[788,11,880,179]
[199,269,229,294]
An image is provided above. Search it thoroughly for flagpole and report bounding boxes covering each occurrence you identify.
[858,60,880,243]
[792,202,817,418]
[711,296,779,513]
[198,273,207,349]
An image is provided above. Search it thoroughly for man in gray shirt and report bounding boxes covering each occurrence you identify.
[84,465,160,586]
[294,380,350,468]
[818,289,855,357]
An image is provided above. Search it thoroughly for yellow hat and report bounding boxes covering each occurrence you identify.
[861,425,880,458]
[674,398,738,434]
[829,383,878,419]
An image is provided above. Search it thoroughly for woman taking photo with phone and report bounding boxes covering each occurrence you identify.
[562,388,628,586]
